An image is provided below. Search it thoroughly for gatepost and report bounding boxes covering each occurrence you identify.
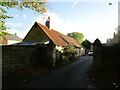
[47,41,56,68]
[93,38,102,70]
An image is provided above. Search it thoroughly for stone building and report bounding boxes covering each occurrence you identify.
[0,33,22,45]
[23,17,84,56]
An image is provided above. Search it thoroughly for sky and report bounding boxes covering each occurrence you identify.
[5,0,118,43]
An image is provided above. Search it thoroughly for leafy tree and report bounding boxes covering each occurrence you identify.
[0,7,12,31]
[0,31,10,40]
[82,39,91,50]
[0,31,9,35]
[0,1,49,32]
[67,32,84,43]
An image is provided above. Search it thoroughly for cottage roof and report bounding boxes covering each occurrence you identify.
[5,34,22,41]
[36,22,81,48]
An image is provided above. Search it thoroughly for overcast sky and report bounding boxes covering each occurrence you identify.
[5,0,118,43]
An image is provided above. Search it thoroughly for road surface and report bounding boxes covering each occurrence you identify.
[3,56,96,88]
[24,56,95,88]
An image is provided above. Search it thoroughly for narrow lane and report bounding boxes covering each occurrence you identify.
[25,56,94,88]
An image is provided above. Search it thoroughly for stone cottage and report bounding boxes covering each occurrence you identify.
[22,17,84,56]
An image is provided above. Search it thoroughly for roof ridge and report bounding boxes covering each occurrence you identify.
[36,22,51,30]
[35,22,81,47]
[36,22,58,45]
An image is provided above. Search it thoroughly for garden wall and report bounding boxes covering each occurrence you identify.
[2,44,56,76]
[93,39,120,70]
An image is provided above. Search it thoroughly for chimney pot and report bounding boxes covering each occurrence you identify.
[45,17,50,29]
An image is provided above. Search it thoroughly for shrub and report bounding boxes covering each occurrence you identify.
[62,44,76,61]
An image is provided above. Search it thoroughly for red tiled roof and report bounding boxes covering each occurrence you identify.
[36,22,81,48]
[20,38,23,40]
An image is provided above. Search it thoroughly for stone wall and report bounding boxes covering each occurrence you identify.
[102,45,120,70]
[3,45,36,75]
[2,44,56,76]
[93,39,120,70]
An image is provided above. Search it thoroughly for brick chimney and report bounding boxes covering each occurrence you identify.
[15,33,17,36]
[45,17,50,29]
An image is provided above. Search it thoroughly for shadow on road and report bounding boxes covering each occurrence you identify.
[3,56,98,88]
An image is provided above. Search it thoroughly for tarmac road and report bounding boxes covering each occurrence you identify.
[24,56,95,88]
